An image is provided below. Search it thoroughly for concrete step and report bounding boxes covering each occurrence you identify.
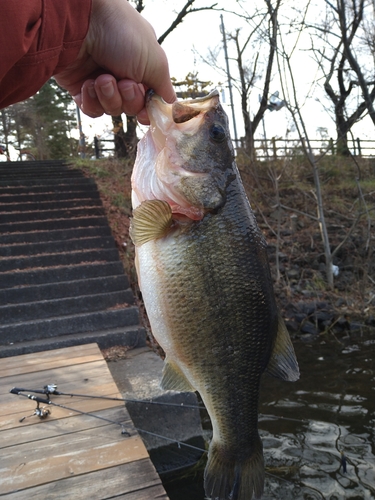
[0,198,103,213]
[0,161,81,173]
[0,190,101,204]
[0,205,105,224]
[0,177,95,187]
[0,247,120,272]
[0,225,112,245]
[0,290,132,325]
[0,215,108,233]
[0,159,68,169]
[0,306,140,344]
[0,261,125,288]
[0,235,117,257]
[0,170,84,180]
[107,347,205,475]
[0,179,97,196]
[0,324,147,358]
[0,160,143,358]
[0,274,131,305]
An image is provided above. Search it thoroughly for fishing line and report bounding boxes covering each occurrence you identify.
[10,385,375,478]
[10,385,354,496]
[11,384,370,434]
[12,384,374,442]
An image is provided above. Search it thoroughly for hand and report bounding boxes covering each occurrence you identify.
[54,0,176,124]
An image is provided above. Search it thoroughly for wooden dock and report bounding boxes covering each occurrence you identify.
[0,343,169,499]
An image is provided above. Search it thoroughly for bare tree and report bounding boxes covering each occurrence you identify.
[308,0,375,155]
[277,5,335,287]
[245,0,281,157]
[201,0,281,159]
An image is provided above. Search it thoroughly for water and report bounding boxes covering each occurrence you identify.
[163,330,375,499]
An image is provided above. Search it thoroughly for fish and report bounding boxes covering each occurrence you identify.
[130,89,299,500]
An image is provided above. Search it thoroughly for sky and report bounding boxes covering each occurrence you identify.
[79,0,375,156]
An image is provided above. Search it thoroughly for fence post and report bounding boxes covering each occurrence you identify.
[272,137,277,160]
[356,138,362,157]
[329,138,334,155]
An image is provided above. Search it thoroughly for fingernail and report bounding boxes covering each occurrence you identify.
[100,81,114,98]
[120,84,135,101]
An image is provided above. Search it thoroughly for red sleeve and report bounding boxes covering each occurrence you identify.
[0,0,92,108]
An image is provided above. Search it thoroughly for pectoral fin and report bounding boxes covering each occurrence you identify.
[266,314,300,382]
[161,358,195,392]
[130,199,173,247]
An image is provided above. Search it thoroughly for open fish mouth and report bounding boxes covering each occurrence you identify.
[131,89,232,220]
[145,88,220,156]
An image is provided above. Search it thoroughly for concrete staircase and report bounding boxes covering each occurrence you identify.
[0,160,145,357]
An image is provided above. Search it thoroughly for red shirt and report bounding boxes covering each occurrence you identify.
[0,0,92,108]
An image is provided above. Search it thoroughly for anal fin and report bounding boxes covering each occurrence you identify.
[161,358,195,392]
[266,313,300,382]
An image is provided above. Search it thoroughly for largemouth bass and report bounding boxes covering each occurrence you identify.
[130,89,299,500]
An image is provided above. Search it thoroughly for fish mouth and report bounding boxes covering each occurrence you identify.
[146,89,220,149]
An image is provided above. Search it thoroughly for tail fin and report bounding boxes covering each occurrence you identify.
[204,434,264,500]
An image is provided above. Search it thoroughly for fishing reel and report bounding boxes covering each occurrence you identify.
[10,387,53,422]
[18,396,51,423]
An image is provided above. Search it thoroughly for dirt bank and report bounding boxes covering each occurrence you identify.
[77,155,375,343]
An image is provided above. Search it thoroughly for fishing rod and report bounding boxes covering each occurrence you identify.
[10,384,205,410]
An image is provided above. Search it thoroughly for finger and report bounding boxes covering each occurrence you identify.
[94,75,123,116]
[81,80,105,118]
[118,80,148,117]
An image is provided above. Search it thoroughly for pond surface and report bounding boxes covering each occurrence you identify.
[163,329,375,499]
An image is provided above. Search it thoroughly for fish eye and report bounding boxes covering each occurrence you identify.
[209,123,226,143]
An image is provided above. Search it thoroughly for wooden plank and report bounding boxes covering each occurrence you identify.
[1,407,131,449]
[0,344,103,377]
[0,358,116,395]
[0,344,169,500]
[1,459,165,499]
[2,423,140,468]
[1,434,149,494]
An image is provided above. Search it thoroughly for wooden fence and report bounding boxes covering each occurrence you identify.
[250,138,375,159]
[92,136,375,160]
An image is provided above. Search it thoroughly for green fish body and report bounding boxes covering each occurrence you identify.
[131,90,299,500]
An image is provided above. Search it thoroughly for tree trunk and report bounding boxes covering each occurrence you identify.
[112,115,139,159]
[112,115,128,158]
[336,112,351,156]
[243,107,255,159]
[123,115,138,160]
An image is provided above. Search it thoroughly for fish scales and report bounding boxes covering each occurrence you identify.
[130,89,299,500]
[137,191,276,430]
